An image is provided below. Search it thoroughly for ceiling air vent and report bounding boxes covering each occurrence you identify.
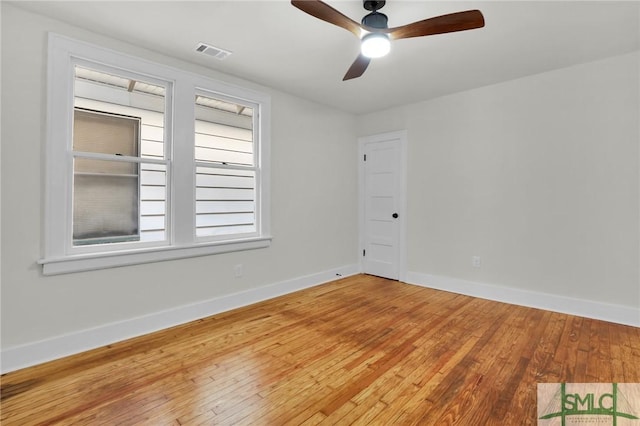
[195,42,232,60]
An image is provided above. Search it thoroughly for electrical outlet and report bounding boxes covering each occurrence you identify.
[472,256,481,268]
[234,264,243,278]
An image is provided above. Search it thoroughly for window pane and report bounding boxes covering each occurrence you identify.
[74,66,166,159]
[194,94,254,166]
[72,159,167,246]
[73,158,139,245]
[195,167,256,237]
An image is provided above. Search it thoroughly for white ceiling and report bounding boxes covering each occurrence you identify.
[13,1,640,114]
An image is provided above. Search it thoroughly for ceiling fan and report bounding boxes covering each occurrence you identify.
[291,0,485,81]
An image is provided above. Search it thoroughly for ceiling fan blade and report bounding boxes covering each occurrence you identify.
[291,0,362,37]
[343,54,371,81]
[383,10,485,40]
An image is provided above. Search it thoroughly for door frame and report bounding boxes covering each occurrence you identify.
[358,130,408,282]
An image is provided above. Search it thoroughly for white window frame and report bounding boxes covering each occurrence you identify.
[39,34,271,275]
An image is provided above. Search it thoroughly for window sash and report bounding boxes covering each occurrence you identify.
[195,165,257,240]
[68,154,171,254]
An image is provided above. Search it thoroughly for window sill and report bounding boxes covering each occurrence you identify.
[38,237,272,275]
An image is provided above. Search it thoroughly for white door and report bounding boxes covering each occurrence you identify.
[359,131,406,281]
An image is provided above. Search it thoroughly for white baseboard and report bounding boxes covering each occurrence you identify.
[405,272,640,328]
[1,264,359,374]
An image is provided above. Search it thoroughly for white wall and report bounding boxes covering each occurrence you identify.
[358,51,640,316]
[0,4,358,367]
[2,3,638,371]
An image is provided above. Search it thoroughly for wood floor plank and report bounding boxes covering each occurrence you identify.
[2,274,638,425]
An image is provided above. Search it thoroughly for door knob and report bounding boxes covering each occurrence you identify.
[392,213,399,218]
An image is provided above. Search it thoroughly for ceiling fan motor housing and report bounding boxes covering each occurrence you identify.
[363,0,385,11]
[362,11,388,29]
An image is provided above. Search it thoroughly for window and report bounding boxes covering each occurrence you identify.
[41,34,271,275]
[72,65,168,248]
[194,93,257,239]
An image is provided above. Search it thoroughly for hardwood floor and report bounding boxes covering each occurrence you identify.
[2,274,639,425]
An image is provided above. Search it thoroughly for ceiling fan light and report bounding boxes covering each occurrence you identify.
[361,33,390,58]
